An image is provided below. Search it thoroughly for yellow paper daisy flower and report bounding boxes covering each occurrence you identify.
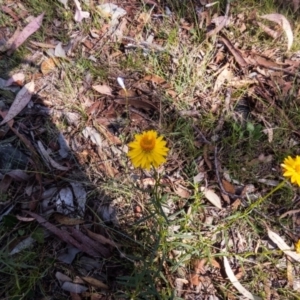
[127,130,169,170]
[295,239,300,254]
[281,156,300,186]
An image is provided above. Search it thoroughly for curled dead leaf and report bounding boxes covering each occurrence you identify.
[92,84,113,96]
[222,179,235,194]
[260,13,293,51]
[8,13,45,54]
[144,74,166,85]
[85,227,120,248]
[0,81,35,125]
[54,213,85,225]
[81,276,108,289]
[16,215,35,222]
[224,256,262,300]
[200,187,222,209]
[267,228,300,262]
[37,141,69,171]
[174,184,191,199]
[41,57,58,75]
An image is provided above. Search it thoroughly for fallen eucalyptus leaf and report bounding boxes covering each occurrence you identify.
[200,187,222,209]
[37,141,69,171]
[0,81,35,125]
[224,256,262,300]
[8,13,44,54]
[81,276,108,289]
[9,236,35,255]
[260,13,293,51]
[267,228,300,262]
[92,84,113,96]
[61,281,87,293]
[73,0,90,22]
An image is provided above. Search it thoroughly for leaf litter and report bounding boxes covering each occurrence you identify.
[0,0,300,298]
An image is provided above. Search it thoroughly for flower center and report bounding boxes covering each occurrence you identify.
[140,135,156,151]
[296,164,300,173]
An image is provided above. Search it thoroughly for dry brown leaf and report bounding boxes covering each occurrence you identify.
[262,127,273,143]
[206,16,228,37]
[23,210,102,257]
[97,149,119,178]
[54,213,85,225]
[211,258,221,269]
[222,179,235,194]
[30,40,56,48]
[0,175,13,193]
[5,73,25,86]
[267,228,300,262]
[174,184,191,199]
[246,52,280,69]
[114,98,157,110]
[231,198,242,210]
[16,215,35,222]
[62,282,87,293]
[81,276,109,289]
[260,13,293,51]
[86,101,103,116]
[203,144,212,170]
[213,67,233,92]
[68,227,111,258]
[56,271,72,282]
[166,89,177,98]
[221,193,231,204]
[293,0,300,11]
[90,294,105,300]
[257,21,280,39]
[73,0,90,22]
[92,84,113,96]
[41,57,58,75]
[224,256,262,300]
[144,74,166,85]
[37,141,69,171]
[200,187,222,209]
[193,258,206,274]
[219,36,247,68]
[287,258,294,287]
[70,292,82,300]
[0,27,21,52]
[189,273,199,286]
[0,81,35,125]
[85,228,120,248]
[175,278,189,298]
[1,5,19,21]
[95,124,121,145]
[137,12,151,25]
[9,13,44,54]
[280,209,300,219]
[189,258,203,286]
[235,267,244,280]
[118,89,136,97]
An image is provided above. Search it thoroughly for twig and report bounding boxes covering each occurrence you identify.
[219,35,247,68]
[193,126,211,144]
[206,0,231,37]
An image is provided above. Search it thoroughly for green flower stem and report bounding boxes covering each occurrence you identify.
[243,180,287,217]
[223,180,288,231]
[152,168,169,223]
